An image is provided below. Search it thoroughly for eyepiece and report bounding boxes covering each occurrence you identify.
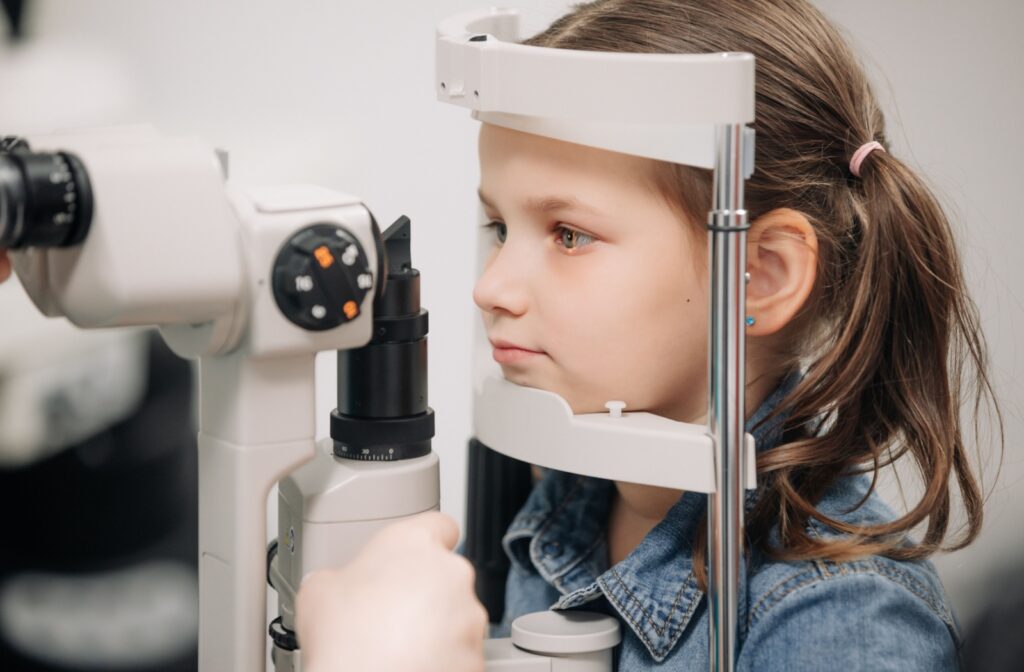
[0,137,93,249]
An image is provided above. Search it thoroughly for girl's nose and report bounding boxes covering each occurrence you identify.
[473,245,529,317]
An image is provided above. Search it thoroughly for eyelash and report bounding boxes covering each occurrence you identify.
[482,221,596,252]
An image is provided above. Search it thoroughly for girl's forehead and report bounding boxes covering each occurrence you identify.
[478,124,661,206]
[479,123,649,171]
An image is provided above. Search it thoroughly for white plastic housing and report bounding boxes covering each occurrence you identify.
[272,439,440,633]
[8,125,385,672]
[161,184,376,362]
[12,127,244,331]
[474,375,756,493]
[191,186,379,672]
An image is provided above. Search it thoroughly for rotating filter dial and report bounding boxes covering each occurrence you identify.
[272,223,373,331]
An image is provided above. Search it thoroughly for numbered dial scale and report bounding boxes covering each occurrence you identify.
[272,224,373,331]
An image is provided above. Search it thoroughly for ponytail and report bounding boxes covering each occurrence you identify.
[746,144,998,565]
[523,0,1004,589]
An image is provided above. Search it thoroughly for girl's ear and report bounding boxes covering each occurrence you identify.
[745,208,818,336]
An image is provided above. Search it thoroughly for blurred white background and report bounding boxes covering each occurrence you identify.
[2,0,1020,633]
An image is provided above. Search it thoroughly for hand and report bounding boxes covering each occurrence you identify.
[296,512,487,672]
[0,248,10,283]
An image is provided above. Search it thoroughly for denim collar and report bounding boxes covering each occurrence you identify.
[501,370,802,662]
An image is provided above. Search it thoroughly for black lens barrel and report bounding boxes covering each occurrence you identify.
[0,138,93,249]
[331,215,434,462]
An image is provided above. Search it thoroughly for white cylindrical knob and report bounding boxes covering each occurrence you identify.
[511,611,621,656]
[604,401,626,418]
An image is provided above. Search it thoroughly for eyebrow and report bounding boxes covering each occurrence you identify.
[477,188,600,216]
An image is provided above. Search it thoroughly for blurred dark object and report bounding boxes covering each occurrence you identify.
[2,0,25,41]
[464,438,533,624]
[963,572,1024,672]
[0,333,198,672]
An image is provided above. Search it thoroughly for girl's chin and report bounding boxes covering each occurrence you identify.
[499,368,537,388]
[498,373,599,414]
[499,368,565,397]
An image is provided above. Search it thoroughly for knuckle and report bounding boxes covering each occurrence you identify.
[298,569,325,593]
[451,555,477,583]
[433,511,458,536]
[377,519,407,540]
[473,603,489,629]
[297,568,334,598]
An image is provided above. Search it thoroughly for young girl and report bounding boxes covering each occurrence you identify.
[473,0,1000,668]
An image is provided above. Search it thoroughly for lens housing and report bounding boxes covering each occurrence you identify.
[0,137,93,249]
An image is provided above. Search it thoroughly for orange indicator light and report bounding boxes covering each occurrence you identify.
[343,301,359,319]
[314,246,335,269]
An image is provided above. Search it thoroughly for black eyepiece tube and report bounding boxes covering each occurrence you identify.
[332,215,434,462]
[0,137,93,249]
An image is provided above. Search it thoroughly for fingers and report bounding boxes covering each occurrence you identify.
[0,250,10,283]
[294,513,484,672]
[397,511,460,551]
[471,598,490,641]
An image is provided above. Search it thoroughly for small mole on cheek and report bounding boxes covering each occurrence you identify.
[686,299,691,303]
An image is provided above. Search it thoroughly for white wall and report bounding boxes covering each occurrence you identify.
[7,0,1021,629]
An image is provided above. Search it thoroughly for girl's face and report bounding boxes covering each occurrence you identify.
[474,123,710,423]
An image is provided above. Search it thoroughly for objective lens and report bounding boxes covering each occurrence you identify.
[0,137,93,249]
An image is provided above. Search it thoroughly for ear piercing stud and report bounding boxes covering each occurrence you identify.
[745,274,754,326]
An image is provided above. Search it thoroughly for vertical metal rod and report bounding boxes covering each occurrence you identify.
[706,123,749,672]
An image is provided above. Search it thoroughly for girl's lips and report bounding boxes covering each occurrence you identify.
[492,346,544,364]
[489,339,545,364]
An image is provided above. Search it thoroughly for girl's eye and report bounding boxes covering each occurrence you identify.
[555,225,595,251]
[484,220,507,244]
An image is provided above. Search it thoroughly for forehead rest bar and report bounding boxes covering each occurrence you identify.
[436,7,755,126]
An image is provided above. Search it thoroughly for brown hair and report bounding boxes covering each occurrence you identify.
[522,0,1003,588]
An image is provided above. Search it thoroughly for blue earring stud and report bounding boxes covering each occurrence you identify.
[745,316,756,327]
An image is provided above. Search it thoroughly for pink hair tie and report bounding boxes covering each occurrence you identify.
[849,141,886,177]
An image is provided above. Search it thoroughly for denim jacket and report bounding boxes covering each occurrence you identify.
[492,373,961,670]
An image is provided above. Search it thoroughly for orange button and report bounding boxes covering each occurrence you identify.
[343,301,359,319]
[314,245,335,269]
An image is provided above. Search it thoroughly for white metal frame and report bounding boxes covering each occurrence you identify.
[437,9,756,671]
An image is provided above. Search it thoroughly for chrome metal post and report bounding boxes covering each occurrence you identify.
[706,123,751,672]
